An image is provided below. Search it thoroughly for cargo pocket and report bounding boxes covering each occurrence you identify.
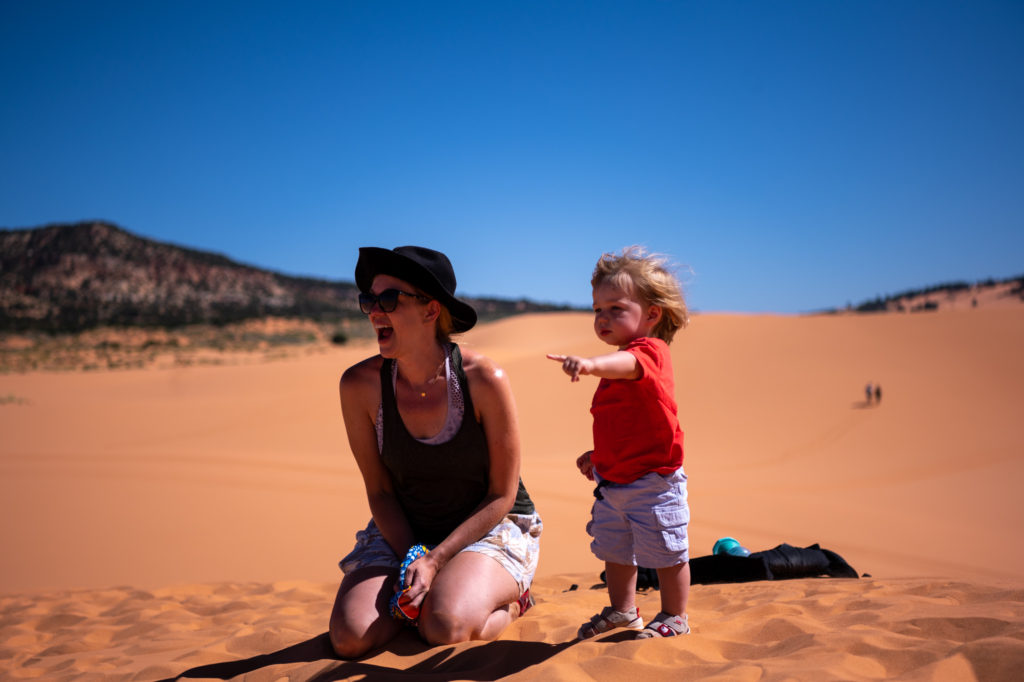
[653,506,689,551]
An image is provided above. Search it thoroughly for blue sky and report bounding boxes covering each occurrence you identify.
[2,1,1022,312]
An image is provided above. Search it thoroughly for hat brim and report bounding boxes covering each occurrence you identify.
[355,247,477,333]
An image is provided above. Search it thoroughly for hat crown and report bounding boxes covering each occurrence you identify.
[392,246,456,293]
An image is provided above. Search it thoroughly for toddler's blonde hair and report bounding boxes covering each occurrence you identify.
[591,246,689,343]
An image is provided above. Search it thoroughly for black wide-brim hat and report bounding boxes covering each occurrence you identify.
[355,246,478,333]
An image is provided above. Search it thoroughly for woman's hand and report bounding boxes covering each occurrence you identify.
[576,450,595,481]
[400,553,439,608]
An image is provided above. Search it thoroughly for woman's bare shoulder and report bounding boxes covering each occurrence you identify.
[459,348,511,394]
[340,355,384,392]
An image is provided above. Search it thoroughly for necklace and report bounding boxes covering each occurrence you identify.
[399,352,447,398]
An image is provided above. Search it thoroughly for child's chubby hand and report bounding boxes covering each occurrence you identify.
[576,450,595,481]
[547,353,595,382]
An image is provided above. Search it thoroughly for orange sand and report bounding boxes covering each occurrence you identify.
[2,308,1023,680]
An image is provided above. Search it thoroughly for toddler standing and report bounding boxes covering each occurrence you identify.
[548,246,691,639]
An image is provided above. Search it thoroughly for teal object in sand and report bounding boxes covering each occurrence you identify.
[713,536,751,557]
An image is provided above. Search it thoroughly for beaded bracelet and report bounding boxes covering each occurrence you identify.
[389,544,430,624]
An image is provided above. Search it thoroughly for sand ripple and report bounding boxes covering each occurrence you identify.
[2,575,1023,681]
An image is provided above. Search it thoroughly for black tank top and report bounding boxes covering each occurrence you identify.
[379,344,534,546]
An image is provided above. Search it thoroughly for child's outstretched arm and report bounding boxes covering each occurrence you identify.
[546,351,640,382]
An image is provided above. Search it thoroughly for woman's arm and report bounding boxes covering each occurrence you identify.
[401,351,521,601]
[339,359,415,559]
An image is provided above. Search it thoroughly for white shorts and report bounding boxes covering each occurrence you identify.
[340,512,543,595]
[587,468,689,568]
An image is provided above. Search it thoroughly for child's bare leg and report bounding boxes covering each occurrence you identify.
[605,562,639,611]
[578,562,642,639]
[656,561,690,616]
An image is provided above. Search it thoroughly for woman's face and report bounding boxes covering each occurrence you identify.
[366,274,432,355]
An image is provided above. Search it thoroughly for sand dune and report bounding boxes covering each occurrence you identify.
[2,308,1023,680]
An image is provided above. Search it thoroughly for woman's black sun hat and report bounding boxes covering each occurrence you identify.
[355,246,478,333]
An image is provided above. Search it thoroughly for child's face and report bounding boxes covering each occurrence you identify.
[592,281,658,348]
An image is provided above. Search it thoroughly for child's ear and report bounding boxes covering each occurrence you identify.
[647,305,663,324]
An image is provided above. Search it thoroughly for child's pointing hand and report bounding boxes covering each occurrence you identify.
[547,353,595,382]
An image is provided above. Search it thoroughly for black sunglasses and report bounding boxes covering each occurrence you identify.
[358,289,431,314]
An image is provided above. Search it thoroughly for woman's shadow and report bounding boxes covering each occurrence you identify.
[161,630,579,681]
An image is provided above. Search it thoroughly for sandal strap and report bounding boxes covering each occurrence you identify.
[516,588,534,617]
[638,612,689,638]
[578,606,642,638]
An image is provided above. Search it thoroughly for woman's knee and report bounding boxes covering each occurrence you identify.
[329,612,375,659]
[419,611,469,645]
[418,602,488,645]
[418,553,520,644]
[328,568,400,658]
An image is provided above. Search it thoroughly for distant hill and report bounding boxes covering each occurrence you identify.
[0,221,573,334]
[839,275,1024,314]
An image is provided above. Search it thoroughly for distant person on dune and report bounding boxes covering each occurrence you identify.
[875,384,882,404]
[865,383,873,405]
[548,246,691,639]
[329,246,541,658]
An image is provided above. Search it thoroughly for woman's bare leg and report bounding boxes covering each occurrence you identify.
[329,567,403,659]
[418,552,521,645]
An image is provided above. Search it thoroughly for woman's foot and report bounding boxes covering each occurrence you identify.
[577,606,643,639]
[512,588,534,619]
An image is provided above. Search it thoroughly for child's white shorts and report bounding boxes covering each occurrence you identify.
[587,468,689,568]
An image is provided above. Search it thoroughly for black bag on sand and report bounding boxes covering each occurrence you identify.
[692,542,859,584]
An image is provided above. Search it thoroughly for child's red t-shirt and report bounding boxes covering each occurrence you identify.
[590,337,684,484]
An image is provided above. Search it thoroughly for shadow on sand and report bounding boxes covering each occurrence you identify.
[162,630,579,681]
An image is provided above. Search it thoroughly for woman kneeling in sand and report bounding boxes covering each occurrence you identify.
[330,246,541,658]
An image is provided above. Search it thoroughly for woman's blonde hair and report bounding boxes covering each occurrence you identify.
[591,246,689,343]
[406,281,455,343]
[435,304,454,343]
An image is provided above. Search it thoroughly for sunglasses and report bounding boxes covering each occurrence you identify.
[358,288,431,314]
